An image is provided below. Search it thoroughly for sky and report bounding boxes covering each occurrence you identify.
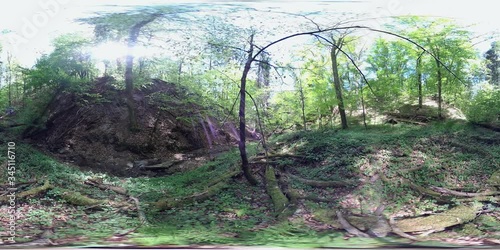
[0,0,498,66]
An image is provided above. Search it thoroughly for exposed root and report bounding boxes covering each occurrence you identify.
[155,182,227,210]
[265,166,290,217]
[287,172,357,188]
[0,180,52,203]
[60,190,104,206]
[336,210,370,237]
[389,216,419,241]
[129,196,148,225]
[84,178,128,195]
[430,186,499,197]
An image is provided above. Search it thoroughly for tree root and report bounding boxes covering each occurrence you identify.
[389,216,419,241]
[155,181,227,210]
[265,166,290,217]
[84,178,128,195]
[336,211,370,237]
[60,190,105,206]
[379,170,498,203]
[430,186,499,197]
[129,196,148,225]
[286,172,357,188]
[0,180,52,203]
[155,168,239,211]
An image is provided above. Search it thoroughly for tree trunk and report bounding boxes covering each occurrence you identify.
[239,34,259,186]
[330,45,348,129]
[299,82,307,130]
[435,55,443,120]
[125,17,158,132]
[417,53,423,108]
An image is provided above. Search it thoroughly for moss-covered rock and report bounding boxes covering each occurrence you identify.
[395,204,482,233]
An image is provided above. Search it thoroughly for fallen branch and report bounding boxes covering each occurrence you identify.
[61,190,105,206]
[0,179,37,189]
[155,182,227,210]
[378,171,451,202]
[129,196,148,225]
[336,211,370,237]
[251,154,306,162]
[141,159,183,170]
[430,186,499,197]
[287,172,357,188]
[389,216,419,241]
[0,180,52,203]
[84,178,128,196]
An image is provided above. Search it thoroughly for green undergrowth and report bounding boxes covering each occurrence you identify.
[1,121,499,247]
[271,121,499,210]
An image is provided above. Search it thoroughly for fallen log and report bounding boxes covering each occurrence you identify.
[60,190,104,206]
[287,172,358,188]
[141,159,184,170]
[430,186,499,197]
[154,168,239,211]
[393,204,482,233]
[155,181,227,210]
[336,211,370,237]
[84,178,128,195]
[0,180,52,203]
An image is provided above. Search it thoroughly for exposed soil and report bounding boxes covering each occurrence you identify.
[24,77,254,177]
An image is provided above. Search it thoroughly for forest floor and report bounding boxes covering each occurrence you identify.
[0,121,499,248]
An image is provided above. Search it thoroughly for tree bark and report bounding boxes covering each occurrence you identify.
[125,17,158,131]
[435,55,443,120]
[330,42,348,129]
[239,34,259,185]
[417,53,423,108]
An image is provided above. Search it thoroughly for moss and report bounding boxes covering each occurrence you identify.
[487,170,500,189]
[395,204,482,232]
[61,191,104,206]
[459,223,483,236]
[155,181,228,210]
[0,180,52,203]
[265,166,289,216]
[476,215,500,231]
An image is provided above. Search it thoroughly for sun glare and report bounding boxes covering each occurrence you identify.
[90,42,128,61]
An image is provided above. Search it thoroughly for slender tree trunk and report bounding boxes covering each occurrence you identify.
[125,17,158,131]
[360,81,367,129]
[239,34,258,186]
[330,45,348,129]
[125,48,139,131]
[434,54,443,119]
[417,53,423,108]
[7,53,12,107]
[299,83,307,130]
[177,59,183,84]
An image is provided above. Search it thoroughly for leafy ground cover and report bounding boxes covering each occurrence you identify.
[0,121,499,247]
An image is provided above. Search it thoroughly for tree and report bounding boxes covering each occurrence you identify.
[389,17,476,118]
[485,41,499,86]
[79,7,190,131]
[330,36,348,129]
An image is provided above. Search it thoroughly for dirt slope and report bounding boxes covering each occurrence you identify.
[26,77,249,176]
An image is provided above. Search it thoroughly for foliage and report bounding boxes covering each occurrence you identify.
[484,41,500,86]
[463,83,500,123]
